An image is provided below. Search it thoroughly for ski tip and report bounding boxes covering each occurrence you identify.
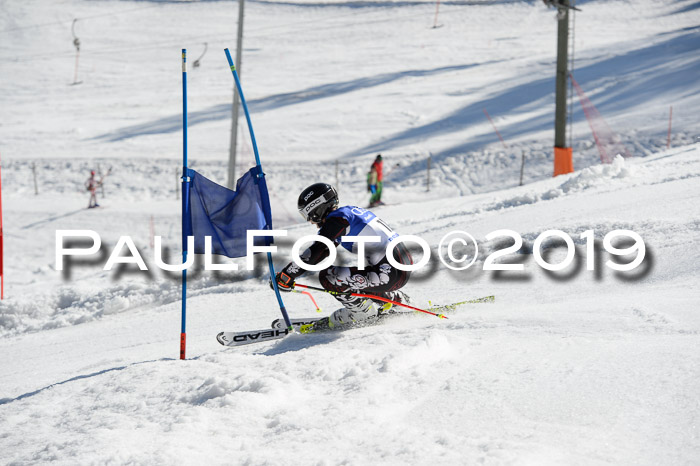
[216,332,227,346]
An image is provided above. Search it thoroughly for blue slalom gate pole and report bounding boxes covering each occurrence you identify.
[224,48,292,331]
[180,49,191,359]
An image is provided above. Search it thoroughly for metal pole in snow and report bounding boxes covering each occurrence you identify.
[427,155,431,192]
[227,0,246,189]
[71,19,81,85]
[554,1,570,149]
[31,162,38,195]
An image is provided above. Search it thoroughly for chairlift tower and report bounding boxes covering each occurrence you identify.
[228,0,246,189]
[550,0,575,175]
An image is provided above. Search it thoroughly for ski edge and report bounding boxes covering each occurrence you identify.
[271,317,324,330]
[217,328,292,347]
[218,295,495,348]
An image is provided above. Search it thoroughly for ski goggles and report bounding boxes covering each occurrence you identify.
[299,193,329,222]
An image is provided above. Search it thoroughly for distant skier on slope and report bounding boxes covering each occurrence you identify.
[85,170,100,208]
[367,154,384,207]
[85,168,111,209]
[272,182,413,332]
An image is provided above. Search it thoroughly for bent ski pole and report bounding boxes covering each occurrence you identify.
[293,289,322,313]
[294,283,448,319]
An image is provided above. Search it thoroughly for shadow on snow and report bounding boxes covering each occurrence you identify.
[345,27,700,170]
[0,358,175,406]
[93,63,485,143]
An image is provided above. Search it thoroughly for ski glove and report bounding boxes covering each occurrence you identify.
[270,272,294,292]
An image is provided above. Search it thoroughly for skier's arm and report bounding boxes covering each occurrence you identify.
[274,216,349,289]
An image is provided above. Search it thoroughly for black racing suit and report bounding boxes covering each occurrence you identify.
[279,209,412,325]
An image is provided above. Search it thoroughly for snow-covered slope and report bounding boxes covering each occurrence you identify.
[1,0,699,464]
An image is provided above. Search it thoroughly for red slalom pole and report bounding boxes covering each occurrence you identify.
[483,108,508,149]
[295,283,447,319]
[294,289,322,313]
[432,0,441,29]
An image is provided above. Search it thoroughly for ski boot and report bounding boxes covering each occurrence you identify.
[299,317,333,334]
[299,299,378,333]
[371,290,412,315]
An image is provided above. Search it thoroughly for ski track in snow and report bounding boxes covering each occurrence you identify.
[1,0,700,464]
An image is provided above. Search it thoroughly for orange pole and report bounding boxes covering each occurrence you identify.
[553,146,574,176]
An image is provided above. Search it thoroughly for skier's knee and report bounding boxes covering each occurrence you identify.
[319,267,347,293]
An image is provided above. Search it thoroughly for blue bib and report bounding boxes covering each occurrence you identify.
[326,206,399,265]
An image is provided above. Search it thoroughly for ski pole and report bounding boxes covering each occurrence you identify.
[429,295,495,307]
[293,289,322,313]
[294,283,448,319]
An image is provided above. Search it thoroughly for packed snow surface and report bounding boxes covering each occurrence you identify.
[1,0,699,464]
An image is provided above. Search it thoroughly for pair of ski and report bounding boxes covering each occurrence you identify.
[216,295,494,347]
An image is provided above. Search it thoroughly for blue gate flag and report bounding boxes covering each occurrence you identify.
[183,166,272,258]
